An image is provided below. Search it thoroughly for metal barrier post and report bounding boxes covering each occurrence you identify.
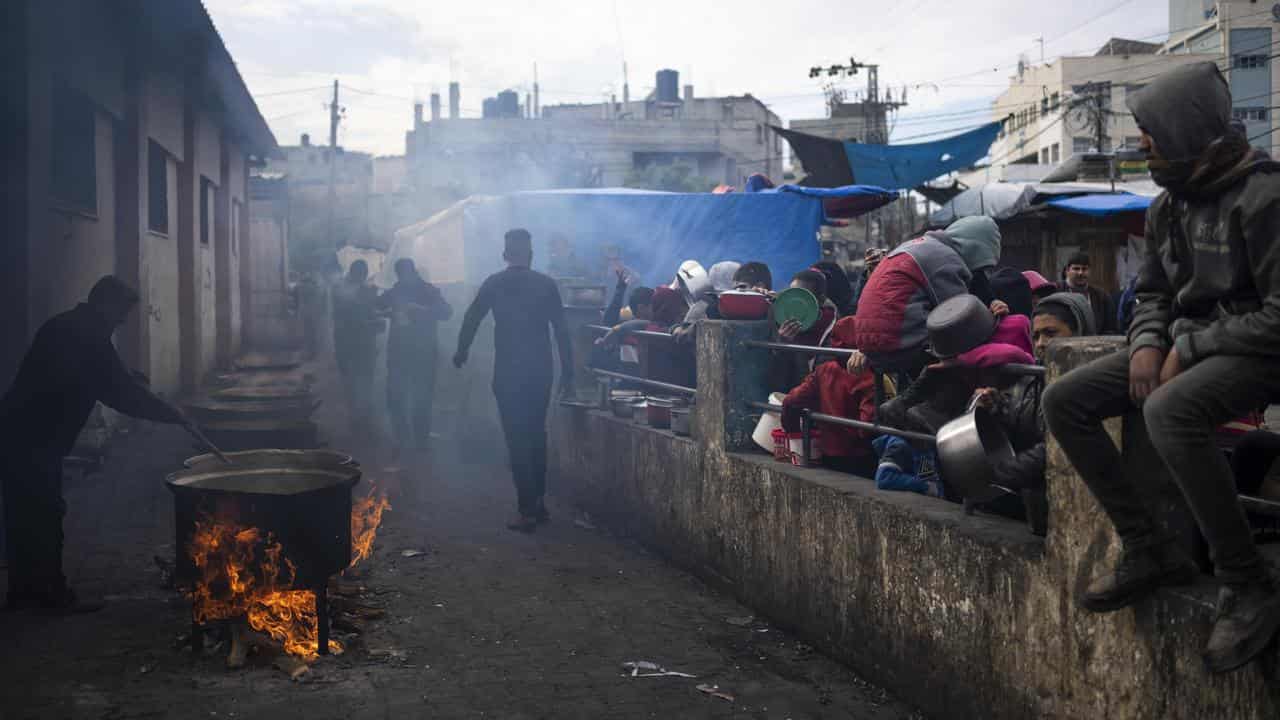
[799,410,813,468]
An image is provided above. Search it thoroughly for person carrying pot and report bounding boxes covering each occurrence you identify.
[968,292,1097,532]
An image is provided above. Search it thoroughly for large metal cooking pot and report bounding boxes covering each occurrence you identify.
[200,419,320,452]
[210,386,315,403]
[935,406,1015,500]
[672,260,711,304]
[234,351,302,371]
[183,449,355,471]
[927,294,997,359]
[166,463,361,591]
[184,398,321,425]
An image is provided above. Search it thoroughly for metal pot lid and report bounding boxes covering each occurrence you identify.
[165,465,360,496]
[926,294,997,359]
[211,386,314,402]
[182,448,354,470]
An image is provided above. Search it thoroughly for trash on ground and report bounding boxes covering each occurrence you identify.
[696,684,736,702]
[621,660,697,678]
[273,655,310,681]
[400,549,425,558]
[725,615,754,626]
[367,647,410,663]
[573,517,597,531]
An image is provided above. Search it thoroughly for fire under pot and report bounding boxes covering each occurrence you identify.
[166,456,362,658]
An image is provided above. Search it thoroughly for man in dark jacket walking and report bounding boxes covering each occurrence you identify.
[378,259,452,459]
[454,229,574,533]
[333,260,383,438]
[1,277,189,612]
[1043,61,1280,674]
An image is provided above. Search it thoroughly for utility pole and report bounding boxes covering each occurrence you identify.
[1093,82,1106,154]
[808,57,906,143]
[326,79,341,253]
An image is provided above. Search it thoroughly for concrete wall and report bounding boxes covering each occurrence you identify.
[1,1,272,396]
[547,324,1279,719]
[245,184,293,350]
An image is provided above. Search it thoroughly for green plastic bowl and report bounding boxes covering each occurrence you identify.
[772,287,820,331]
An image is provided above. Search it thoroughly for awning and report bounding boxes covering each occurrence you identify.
[775,122,1003,191]
[929,183,1038,225]
[1044,193,1153,217]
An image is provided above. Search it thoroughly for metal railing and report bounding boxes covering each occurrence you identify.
[744,340,1045,378]
[751,402,938,445]
[586,323,677,342]
[591,367,696,397]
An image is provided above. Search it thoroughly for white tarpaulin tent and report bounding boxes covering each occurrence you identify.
[929,179,1162,225]
[378,196,497,289]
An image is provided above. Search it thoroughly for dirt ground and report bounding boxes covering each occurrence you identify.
[0,363,919,720]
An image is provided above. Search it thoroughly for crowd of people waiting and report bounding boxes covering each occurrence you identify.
[590,61,1280,675]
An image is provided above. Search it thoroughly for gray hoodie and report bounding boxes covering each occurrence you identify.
[1036,291,1097,336]
[941,216,1002,271]
[1125,61,1280,365]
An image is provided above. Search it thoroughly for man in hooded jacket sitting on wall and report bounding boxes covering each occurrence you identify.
[1043,61,1280,674]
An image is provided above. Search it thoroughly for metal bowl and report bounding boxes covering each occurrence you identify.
[611,397,644,419]
[935,408,1015,500]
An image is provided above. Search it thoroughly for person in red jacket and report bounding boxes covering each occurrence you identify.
[781,317,880,477]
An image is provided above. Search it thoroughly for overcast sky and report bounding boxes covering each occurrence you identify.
[205,0,1174,158]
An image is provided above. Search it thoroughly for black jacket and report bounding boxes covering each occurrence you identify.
[1127,60,1280,365]
[0,304,180,460]
[990,376,1046,491]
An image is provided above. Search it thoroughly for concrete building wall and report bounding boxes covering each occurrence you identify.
[245,178,293,351]
[988,50,1215,171]
[1,0,275,396]
[146,156,182,394]
[409,92,784,196]
[44,108,118,320]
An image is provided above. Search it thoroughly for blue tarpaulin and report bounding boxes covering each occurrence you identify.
[768,183,899,219]
[842,122,1003,191]
[460,189,827,289]
[1045,193,1153,217]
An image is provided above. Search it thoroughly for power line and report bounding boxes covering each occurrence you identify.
[1041,0,1138,46]
[253,85,332,98]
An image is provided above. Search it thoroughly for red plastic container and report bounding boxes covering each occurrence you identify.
[718,290,772,321]
[770,428,823,465]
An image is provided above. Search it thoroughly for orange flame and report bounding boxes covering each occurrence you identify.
[349,488,391,569]
[188,515,342,659]
[183,484,386,661]
[186,487,389,661]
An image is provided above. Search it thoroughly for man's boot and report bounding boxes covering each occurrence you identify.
[1080,542,1199,613]
[506,513,537,533]
[533,498,551,525]
[1203,578,1280,673]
